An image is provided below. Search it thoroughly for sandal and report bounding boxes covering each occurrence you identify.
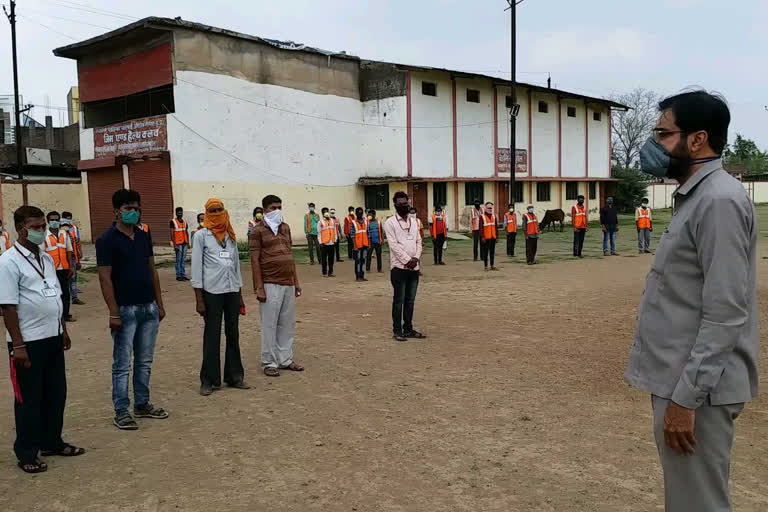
[18,458,48,474]
[133,404,168,419]
[113,414,139,430]
[41,443,86,457]
[264,367,280,377]
[282,362,304,372]
[405,330,427,339]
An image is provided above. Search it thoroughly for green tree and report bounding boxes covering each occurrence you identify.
[724,134,768,175]
[612,166,649,213]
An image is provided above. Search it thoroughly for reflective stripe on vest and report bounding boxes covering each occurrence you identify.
[67,230,79,264]
[524,213,539,235]
[319,220,337,244]
[138,223,149,233]
[637,207,651,229]
[573,205,587,229]
[471,209,481,231]
[504,212,517,233]
[353,219,370,249]
[44,233,69,270]
[172,219,188,245]
[482,214,497,239]
[1,232,9,251]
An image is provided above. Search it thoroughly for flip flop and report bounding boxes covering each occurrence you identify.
[283,362,304,372]
[18,458,47,474]
[41,443,86,457]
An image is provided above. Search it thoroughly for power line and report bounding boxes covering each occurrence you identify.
[17,13,76,39]
[45,0,137,22]
[23,7,116,30]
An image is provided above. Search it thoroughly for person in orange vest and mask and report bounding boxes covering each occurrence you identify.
[343,206,356,261]
[429,205,448,265]
[503,205,518,257]
[169,207,190,281]
[349,207,370,281]
[470,201,485,262]
[522,205,539,265]
[572,195,588,258]
[636,197,653,254]
[318,207,338,277]
[61,212,84,306]
[44,211,74,322]
[330,209,344,263]
[480,202,499,271]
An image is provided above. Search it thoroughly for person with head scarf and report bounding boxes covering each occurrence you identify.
[190,198,249,396]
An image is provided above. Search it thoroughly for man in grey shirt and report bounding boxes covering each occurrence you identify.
[191,199,248,396]
[626,90,758,511]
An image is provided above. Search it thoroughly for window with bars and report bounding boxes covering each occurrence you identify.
[422,82,437,96]
[567,106,576,118]
[433,182,447,208]
[538,101,549,114]
[589,182,597,200]
[466,89,480,103]
[364,185,390,210]
[536,182,551,202]
[465,182,484,205]
[514,182,524,203]
[566,182,579,201]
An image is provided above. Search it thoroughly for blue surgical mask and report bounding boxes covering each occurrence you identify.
[27,229,46,245]
[640,137,719,178]
[48,220,60,229]
[121,210,140,225]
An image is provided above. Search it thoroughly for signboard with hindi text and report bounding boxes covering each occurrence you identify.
[93,115,167,157]
[497,148,528,174]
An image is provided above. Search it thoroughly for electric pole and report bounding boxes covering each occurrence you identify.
[4,0,24,180]
[506,0,523,207]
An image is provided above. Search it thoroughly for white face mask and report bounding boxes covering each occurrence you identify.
[264,209,283,235]
[528,208,534,214]
[409,213,416,219]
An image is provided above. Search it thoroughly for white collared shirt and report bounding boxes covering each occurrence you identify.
[0,243,63,343]
[190,229,243,294]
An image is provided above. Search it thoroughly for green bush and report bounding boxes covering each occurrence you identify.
[613,166,650,213]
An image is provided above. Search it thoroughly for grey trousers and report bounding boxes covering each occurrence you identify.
[652,395,744,512]
[638,228,652,251]
[259,283,296,369]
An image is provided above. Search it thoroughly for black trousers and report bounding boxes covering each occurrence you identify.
[9,336,67,463]
[334,240,342,261]
[200,291,244,387]
[526,237,538,264]
[507,232,517,256]
[366,243,383,272]
[306,234,321,264]
[473,230,482,260]
[346,236,354,260]
[321,244,335,275]
[573,229,586,256]
[56,270,70,320]
[391,268,419,335]
[483,238,497,268]
[433,234,446,264]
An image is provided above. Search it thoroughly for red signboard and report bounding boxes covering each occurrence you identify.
[497,148,528,174]
[93,115,167,157]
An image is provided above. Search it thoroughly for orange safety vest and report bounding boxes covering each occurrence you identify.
[319,219,338,245]
[637,207,652,229]
[138,223,150,233]
[172,218,189,245]
[66,229,79,264]
[482,213,497,240]
[572,204,587,229]
[344,214,355,236]
[44,232,70,270]
[524,213,539,236]
[504,212,517,233]
[353,219,370,249]
[430,212,447,237]
[1,231,10,251]
[470,208,482,231]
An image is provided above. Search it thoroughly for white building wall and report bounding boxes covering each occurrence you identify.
[80,127,95,160]
[495,85,530,169]
[531,91,558,178]
[561,101,586,178]
[588,106,610,178]
[409,71,453,178]
[361,96,408,177]
[455,78,494,178]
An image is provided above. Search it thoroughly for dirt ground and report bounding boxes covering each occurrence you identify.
[1,233,767,511]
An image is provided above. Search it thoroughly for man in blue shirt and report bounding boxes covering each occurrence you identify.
[366,209,384,273]
[96,189,168,431]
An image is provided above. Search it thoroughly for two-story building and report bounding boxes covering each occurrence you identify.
[54,17,627,242]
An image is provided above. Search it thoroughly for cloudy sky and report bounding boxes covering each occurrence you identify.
[1,0,765,148]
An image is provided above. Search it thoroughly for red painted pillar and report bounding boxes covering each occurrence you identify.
[406,72,412,177]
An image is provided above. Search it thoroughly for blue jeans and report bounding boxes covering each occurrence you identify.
[69,255,78,299]
[174,244,187,278]
[354,248,367,279]
[603,228,617,254]
[111,302,160,415]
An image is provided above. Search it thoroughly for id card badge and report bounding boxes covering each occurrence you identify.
[42,287,58,298]
[406,234,415,241]
[219,251,231,259]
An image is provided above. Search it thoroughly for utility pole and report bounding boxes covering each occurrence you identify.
[4,0,24,180]
[506,0,523,207]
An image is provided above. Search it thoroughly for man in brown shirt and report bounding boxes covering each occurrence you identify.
[249,195,304,377]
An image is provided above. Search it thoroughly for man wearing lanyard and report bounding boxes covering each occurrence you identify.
[383,192,426,342]
[192,199,248,396]
[0,205,84,474]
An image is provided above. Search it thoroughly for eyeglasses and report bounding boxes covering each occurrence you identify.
[652,128,685,144]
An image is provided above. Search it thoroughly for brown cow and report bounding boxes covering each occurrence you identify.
[539,209,565,232]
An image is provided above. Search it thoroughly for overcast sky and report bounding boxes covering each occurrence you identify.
[1,0,765,148]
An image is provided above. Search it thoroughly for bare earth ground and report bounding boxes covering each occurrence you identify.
[1,220,767,512]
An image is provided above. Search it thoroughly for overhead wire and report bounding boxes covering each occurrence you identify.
[23,7,117,30]
[17,13,76,40]
[45,0,138,22]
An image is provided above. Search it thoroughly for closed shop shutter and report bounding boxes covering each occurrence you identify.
[128,158,173,245]
[87,166,124,240]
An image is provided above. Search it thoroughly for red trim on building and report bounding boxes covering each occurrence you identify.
[406,71,413,177]
[558,181,563,210]
[608,109,613,177]
[492,84,498,177]
[528,181,533,205]
[527,89,533,177]
[453,182,459,231]
[78,43,173,103]
[557,97,562,178]
[78,157,118,170]
[584,101,589,178]
[452,78,458,178]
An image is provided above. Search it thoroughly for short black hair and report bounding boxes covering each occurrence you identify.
[577,195,585,200]
[262,194,282,209]
[47,211,60,221]
[348,206,355,212]
[321,207,329,214]
[175,206,184,212]
[253,207,263,216]
[393,191,409,203]
[308,202,316,207]
[642,197,649,202]
[112,189,141,209]
[15,206,45,231]
[197,213,205,221]
[658,90,730,154]
[369,209,376,216]
[355,207,364,215]
[61,211,73,219]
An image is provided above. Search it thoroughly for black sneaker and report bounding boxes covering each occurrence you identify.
[113,413,139,430]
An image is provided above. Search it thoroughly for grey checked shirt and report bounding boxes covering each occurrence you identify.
[625,159,759,409]
[190,229,243,294]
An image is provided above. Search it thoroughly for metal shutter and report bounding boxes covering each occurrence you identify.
[87,166,124,240]
[128,158,173,245]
